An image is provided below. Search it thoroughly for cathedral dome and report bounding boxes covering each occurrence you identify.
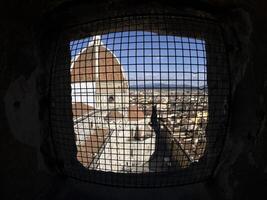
[71,37,126,83]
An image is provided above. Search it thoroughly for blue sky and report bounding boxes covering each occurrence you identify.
[70,31,207,87]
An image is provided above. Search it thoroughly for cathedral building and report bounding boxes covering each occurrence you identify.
[70,36,129,117]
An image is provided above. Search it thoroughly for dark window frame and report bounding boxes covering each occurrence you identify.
[49,13,230,187]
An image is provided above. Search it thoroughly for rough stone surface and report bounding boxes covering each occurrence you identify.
[1,0,266,200]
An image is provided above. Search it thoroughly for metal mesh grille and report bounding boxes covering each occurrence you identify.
[50,15,229,187]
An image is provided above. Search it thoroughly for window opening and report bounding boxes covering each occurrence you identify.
[51,15,229,187]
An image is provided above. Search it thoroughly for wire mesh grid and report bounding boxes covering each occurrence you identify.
[50,15,229,187]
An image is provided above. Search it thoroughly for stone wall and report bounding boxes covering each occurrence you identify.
[1,0,266,199]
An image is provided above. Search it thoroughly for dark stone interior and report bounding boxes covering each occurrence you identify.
[1,0,266,199]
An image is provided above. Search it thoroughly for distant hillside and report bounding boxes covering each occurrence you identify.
[129,83,207,89]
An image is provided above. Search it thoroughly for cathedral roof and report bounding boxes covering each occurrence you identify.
[128,104,145,121]
[72,102,94,117]
[71,40,126,83]
[105,110,124,120]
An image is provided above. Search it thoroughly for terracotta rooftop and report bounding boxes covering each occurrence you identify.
[71,45,126,83]
[128,104,145,121]
[105,110,124,120]
[72,102,94,117]
[76,128,109,167]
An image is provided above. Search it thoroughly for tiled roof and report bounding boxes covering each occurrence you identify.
[72,102,94,117]
[128,104,145,121]
[76,128,109,167]
[105,110,124,120]
[71,45,125,82]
